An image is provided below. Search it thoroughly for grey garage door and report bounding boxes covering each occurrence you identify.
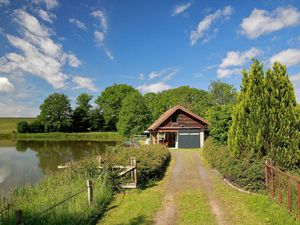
[178,129,200,148]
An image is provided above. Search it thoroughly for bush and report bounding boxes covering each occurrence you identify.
[105,144,171,187]
[203,137,265,191]
[17,121,30,133]
[29,120,44,133]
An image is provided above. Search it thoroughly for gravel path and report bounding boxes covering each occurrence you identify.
[154,150,230,225]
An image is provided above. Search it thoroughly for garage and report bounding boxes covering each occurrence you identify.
[178,129,201,148]
[147,105,208,148]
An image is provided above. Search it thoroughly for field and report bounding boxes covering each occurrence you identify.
[0,117,36,133]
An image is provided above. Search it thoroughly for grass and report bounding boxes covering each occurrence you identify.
[99,157,174,225]
[0,117,36,133]
[176,190,217,225]
[200,150,300,225]
[14,132,125,142]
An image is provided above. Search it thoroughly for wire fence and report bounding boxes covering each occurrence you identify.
[265,159,300,219]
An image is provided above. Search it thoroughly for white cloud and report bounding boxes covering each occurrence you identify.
[90,10,114,60]
[94,31,105,45]
[0,77,14,92]
[0,0,9,6]
[270,48,300,67]
[240,6,300,39]
[0,100,39,117]
[172,2,192,16]
[148,67,179,80]
[90,10,107,31]
[217,47,261,78]
[38,9,55,23]
[72,76,98,92]
[139,73,144,80]
[190,5,233,45]
[290,72,300,81]
[33,0,58,10]
[0,9,81,88]
[67,54,81,67]
[137,82,171,93]
[69,18,87,30]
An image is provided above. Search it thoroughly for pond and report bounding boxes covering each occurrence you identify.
[0,140,117,197]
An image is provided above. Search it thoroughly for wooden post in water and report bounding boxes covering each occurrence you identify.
[15,209,23,225]
[87,180,93,205]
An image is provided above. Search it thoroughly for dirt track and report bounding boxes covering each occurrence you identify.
[154,150,230,225]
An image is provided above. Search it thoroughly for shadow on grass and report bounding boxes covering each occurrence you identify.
[116,215,151,225]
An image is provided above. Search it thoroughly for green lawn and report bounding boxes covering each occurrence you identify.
[98,157,174,225]
[0,117,36,133]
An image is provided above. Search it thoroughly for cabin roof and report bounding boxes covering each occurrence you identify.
[147,105,208,131]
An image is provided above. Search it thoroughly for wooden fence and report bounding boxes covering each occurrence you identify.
[265,159,300,219]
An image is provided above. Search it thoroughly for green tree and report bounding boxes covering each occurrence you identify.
[117,92,151,137]
[90,108,105,131]
[228,60,300,168]
[262,62,299,167]
[229,60,266,158]
[95,84,138,131]
[209,104,232,144]
[72,93,93,132]
[208,80,237,105]
[17,121,30,133]
[39,93,73,132]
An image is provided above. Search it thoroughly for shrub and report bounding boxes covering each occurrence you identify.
[28,120,44,133]
[203,137,265,191]
[17,121,30,133]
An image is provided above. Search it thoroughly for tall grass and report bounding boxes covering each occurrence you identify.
[14,132,125,142]
[1,144,170,225]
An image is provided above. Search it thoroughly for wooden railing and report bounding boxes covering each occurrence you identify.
[265,159,300,218]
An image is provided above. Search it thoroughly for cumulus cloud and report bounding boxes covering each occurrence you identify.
[137,82,171,93]
[190,5,233,45]
[94,31,105,45]
[240,6,300,39]
[69,18,87,30]
[0,0,9,6]
[270,48,300,67]
[0,77,14,92]
[0,9,81,88]
[172,2,192,16]
[72,76,98,92]
[33,0,58,10]
[38,9,55,23]
[217,47,261,78]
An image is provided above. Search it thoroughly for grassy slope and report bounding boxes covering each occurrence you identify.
[0,117,36,133]
[99,157,174,225]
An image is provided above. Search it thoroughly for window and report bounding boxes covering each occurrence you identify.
[172,114,178,123]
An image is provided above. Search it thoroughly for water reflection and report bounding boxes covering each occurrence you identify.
[0,141,117,196]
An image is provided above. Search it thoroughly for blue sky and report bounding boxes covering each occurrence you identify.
[1,0,300,116]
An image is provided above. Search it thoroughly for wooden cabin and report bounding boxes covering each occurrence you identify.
[147,105,208,148]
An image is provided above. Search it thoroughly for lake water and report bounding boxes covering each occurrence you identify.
[0,141,117,197]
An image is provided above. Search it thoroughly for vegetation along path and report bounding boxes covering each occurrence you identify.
[100,149,300,225]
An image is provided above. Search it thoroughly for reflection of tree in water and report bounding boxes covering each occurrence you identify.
[15,141,117,173]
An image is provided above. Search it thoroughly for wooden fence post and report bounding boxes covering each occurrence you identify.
[133,157,137,187]
[15,209,23,225]
[278,173,282,204]
[265,160,269,193]
[298,182,300,217]
[130,157,134,182]
[87,180,93,205]
[288,178,291,212]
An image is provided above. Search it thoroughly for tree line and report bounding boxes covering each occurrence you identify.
[17,81,237,137]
